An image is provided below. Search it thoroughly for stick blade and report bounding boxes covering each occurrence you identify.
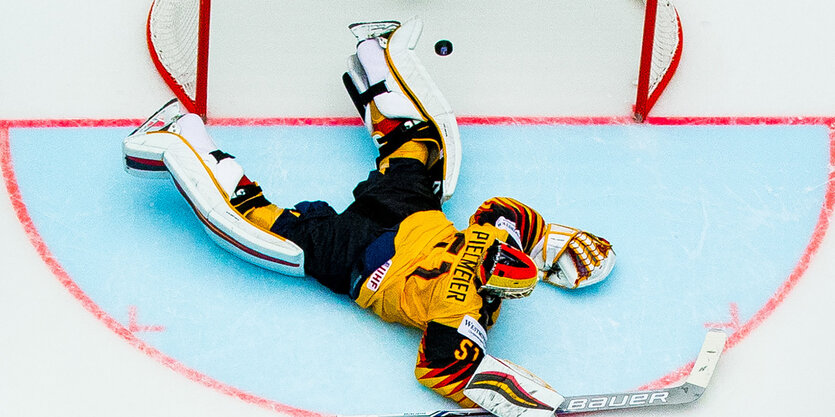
[685,329,727,389]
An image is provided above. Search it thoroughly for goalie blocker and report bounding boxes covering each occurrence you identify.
[122,99,305,275]
[463,355,564,417]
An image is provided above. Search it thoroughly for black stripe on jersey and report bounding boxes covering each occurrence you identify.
[447,233,466,254]
[418,351,474,384]
[410,261,451,279]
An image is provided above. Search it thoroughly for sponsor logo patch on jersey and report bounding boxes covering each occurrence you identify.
[457,315,487,350]
[366,259,392,292]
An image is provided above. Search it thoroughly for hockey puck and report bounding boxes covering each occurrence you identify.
[434,40,453,56]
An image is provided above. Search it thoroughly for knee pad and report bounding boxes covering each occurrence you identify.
[343,18,461,203]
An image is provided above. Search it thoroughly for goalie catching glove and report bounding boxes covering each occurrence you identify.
[530,224,615,289]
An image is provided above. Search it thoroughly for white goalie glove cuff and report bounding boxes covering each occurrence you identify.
[530,223,616,290]
[464,355,564,417]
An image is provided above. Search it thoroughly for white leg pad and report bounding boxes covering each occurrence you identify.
[356,39,425,123]
[123,130,176,178]
[389,18,461,202]
[349,18,462,202]
[345,53,378,139]
[163,137,305,276]
[123,117,305,276]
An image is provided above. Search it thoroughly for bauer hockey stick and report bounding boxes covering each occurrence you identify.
[343,329,727,417]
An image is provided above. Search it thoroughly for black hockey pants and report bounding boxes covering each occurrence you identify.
[270,158,442,295]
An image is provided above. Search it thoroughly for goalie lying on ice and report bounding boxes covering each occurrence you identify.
[122,18,615,417]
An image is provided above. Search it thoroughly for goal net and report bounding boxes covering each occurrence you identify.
[635,0,683,122]
[146,0,210,117]
[144,0,681,121]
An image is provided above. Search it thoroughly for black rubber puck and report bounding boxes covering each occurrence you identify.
[434,40,453,56]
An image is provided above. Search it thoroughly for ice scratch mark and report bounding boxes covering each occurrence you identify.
[680,192,710,260]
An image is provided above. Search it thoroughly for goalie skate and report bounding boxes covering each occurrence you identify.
[123,98,183,178]
[123,104,305,276]
[348,20,400,45]
[343,18,462,203]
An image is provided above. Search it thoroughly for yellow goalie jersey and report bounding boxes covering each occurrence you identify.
[354,210,508,406]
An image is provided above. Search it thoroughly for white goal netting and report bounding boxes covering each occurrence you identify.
[636,0,683,121]
[147,0,207,115]
[145,0,681,121]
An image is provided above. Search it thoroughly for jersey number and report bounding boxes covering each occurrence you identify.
[454,339,481,361]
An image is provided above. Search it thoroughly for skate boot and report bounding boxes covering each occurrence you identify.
[123,98,184,178]
[348,20,400,46]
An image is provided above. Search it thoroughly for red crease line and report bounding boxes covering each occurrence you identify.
[3,115,835,128]
[3,116,835,413]
[0,126,326,417]
[638,123,835,391]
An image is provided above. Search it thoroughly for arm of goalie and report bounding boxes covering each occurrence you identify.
[463,355,564,417]
[529,224,615,290]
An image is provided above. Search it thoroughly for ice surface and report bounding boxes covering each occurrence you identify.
[2,1,835,417]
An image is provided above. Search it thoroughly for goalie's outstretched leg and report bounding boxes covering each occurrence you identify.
[123,101,305,275]
[343,18,461,203]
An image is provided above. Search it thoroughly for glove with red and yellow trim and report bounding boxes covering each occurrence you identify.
[529,224,615,289]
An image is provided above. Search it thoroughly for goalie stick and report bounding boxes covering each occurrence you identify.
[342,329,726,417]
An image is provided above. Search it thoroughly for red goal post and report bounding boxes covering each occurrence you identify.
[144,0,682,122]
[146,0,211,118]
[635,0,684,122]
